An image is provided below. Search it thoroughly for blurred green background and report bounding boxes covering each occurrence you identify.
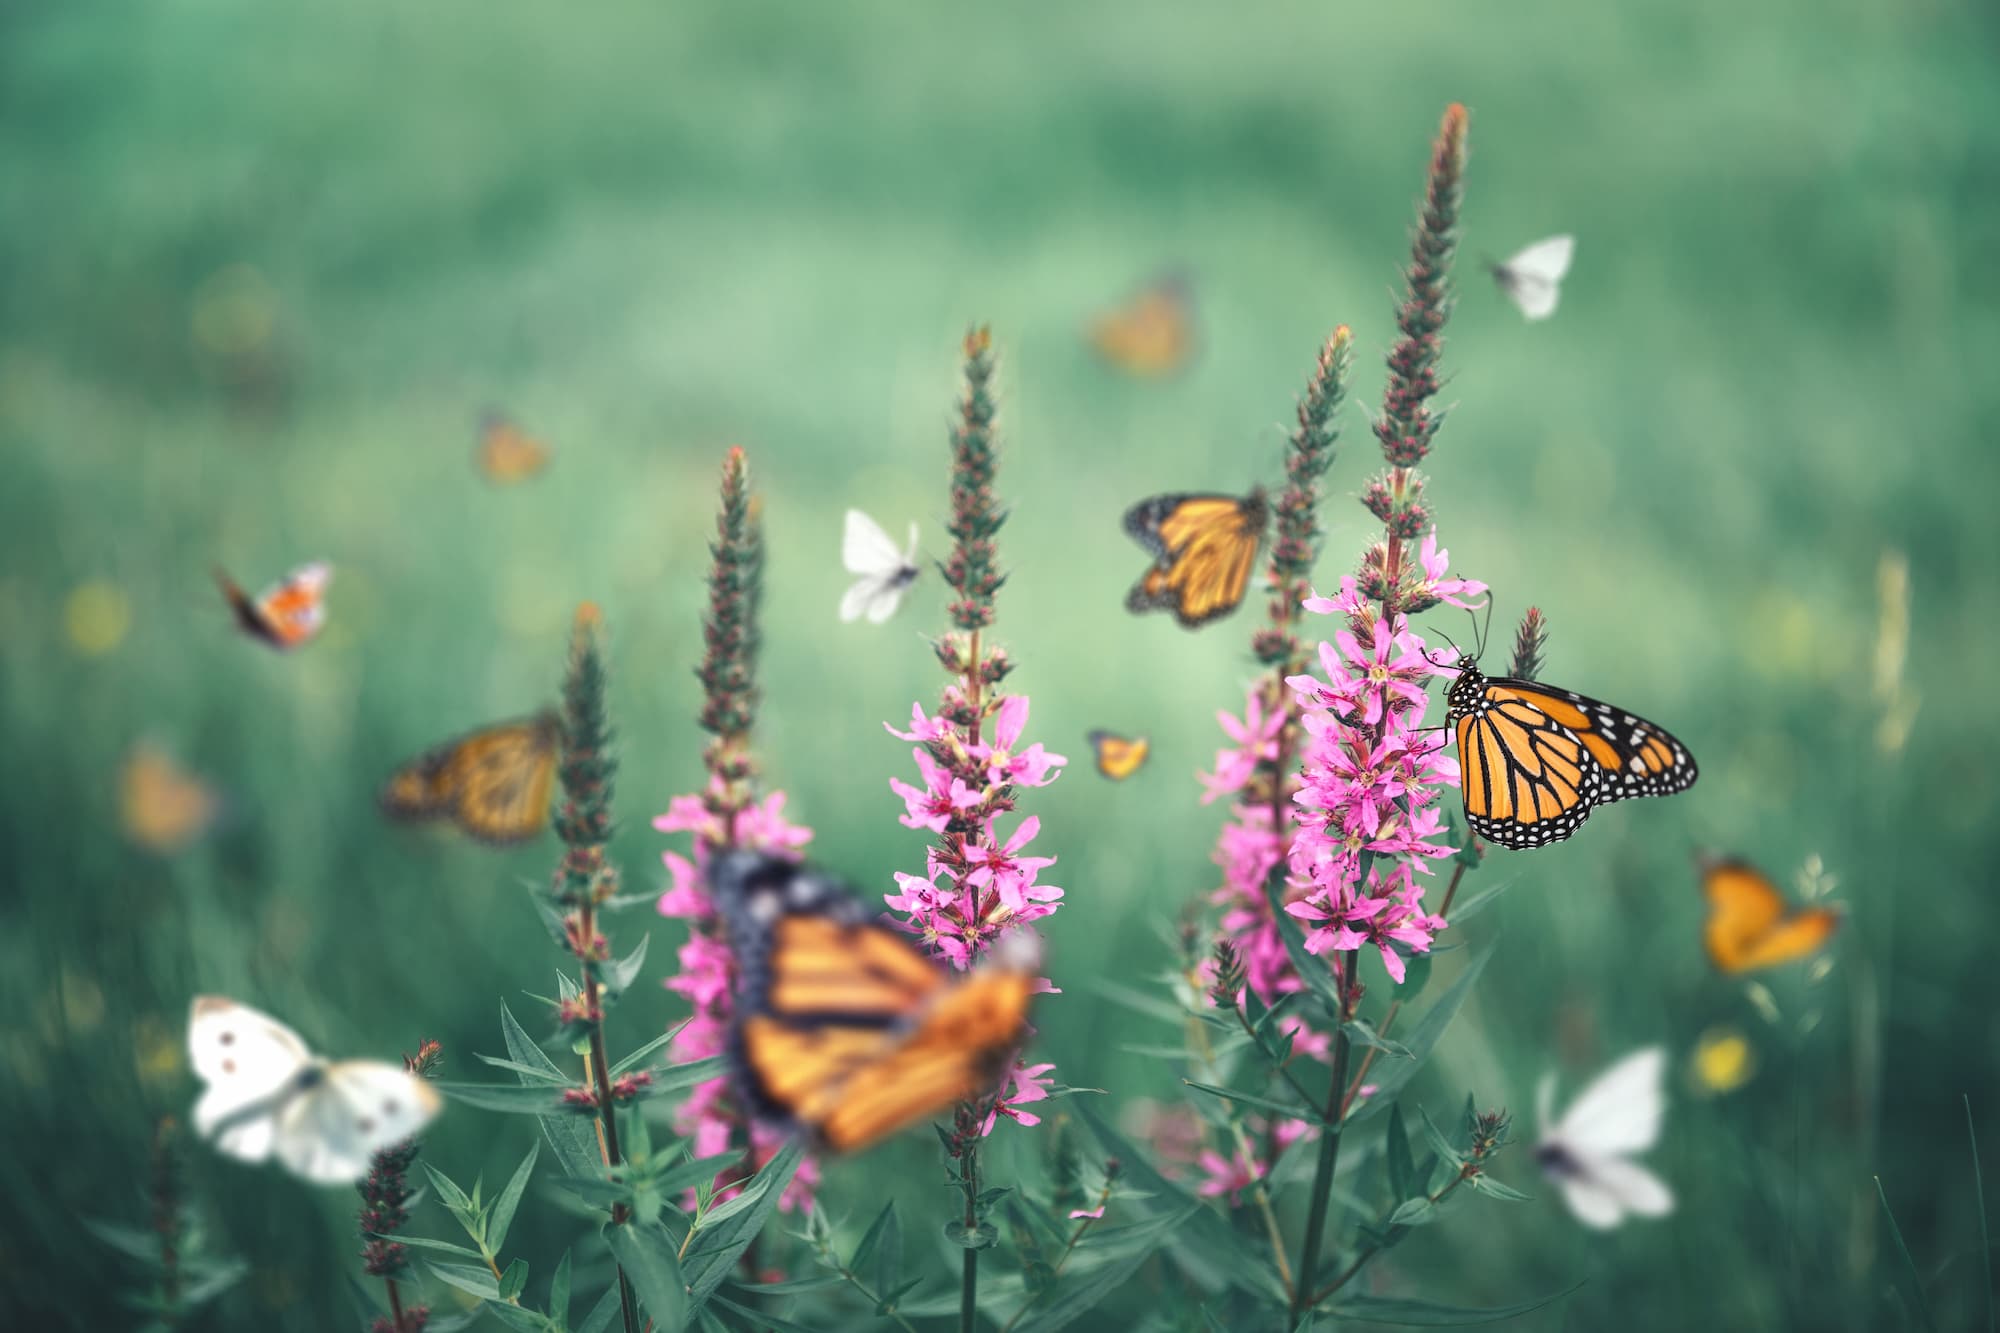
[5,0,1998,1327]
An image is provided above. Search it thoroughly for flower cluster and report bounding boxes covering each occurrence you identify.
[657,447,821,1213]
[1194,1117,1318,1204]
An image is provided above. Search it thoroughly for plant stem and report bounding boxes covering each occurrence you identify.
[386,1277,407,1333]
[1289,958,1354,1319]
[1337,853,1475,1116]
[960,1138,980,1333]
[577,902,640,1333]
[1310,1171,1469,1306]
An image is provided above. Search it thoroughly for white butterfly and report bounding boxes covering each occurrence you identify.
[1534,1045,1674,1228]
[840,509,920,624]
[187,996,441,1185]
[1492,234,1575,321]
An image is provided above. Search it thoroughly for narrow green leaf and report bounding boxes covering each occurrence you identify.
[1346,942,1495,1125]
[501,999,603,1179]
[1969,1097,1994,1333]
[1417,1106,1462,1167]
[82,1219,159,1263]
[1183,1079,1322,1125]
[488,1141,541,1256]
[426,1259,502,1300]
[435,1080,576,1115]
[499,1257,530,1303]
[876,1200,904,1297]
[605,1221,688,1330]
[708,1292,820,1333]
[1344,1019,1413,1059]
[550,1249,573,1327]
[733,1275,846,1295]
[1875,1177,1941,1333]
[1088,978,1190,1026]
[653,1151,743,1198]
[474,1053,573,1086]
[1386,1106,1414,1202]
[1397,952,1435,1001]
[683,1140,803,1309]
[604,934,651,996]
[1387,1197,1437,1227]
[648,1055,730,1095]
[1444,874,1520,925]
[1325,1279,1585,1325]
[610,1029,677,1078]
[1465,1172,1532,1202]
[1010,1206,1200,1333]
[576,1283,622,1333]
[483,1304,551,1333]
[422,1162,482,1237]
[380,1234,489,1263]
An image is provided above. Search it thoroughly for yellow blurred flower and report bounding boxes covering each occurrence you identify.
[120,741,221,853]
[1691,1026,1758,1096]
[64,580,131,656]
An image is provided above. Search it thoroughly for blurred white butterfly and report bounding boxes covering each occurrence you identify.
[840,508,920,624]
[1492,234,1575,321]
[1534,1045,1674,1228]
[187,996,441,1185]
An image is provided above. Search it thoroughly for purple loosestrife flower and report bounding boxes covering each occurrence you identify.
[656,447,821,1213]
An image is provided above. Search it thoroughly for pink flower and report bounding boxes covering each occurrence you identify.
[1068,1206,1106,1220]
[1301,576,1368,618]
[656,850,706,918]
[1407,530,1488,611]
[981,1062,1055,1134]
[1328,620,1436,726]
[884,701,952,744]
[734,791,814,855]
[964,815,1058,912]
[1195,1148,1258,1203]
[1199,689,1287,804]
[970,696,1067,787]
[890,749,982,833]
[664,931,735,1010]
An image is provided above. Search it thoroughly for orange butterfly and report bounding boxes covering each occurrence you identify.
[476,412,550,484]
[1123,490,1268,629]
[711,851,1036,1153]
[120,742,221,853]
[379,712,559,844]
[1699,855,1840,974]
[1086,730,1150,781]
[1447,656,1697,849]
[1088,274,1195,377]
[214,561,331,650]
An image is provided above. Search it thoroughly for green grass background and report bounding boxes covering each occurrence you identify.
[4,0,1998,1327]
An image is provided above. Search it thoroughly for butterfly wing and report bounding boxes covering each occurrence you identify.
[255,563,332,648]
[1701,858,1840,973]
[1553,1046,1666,1158]
[1123,492,1267,628]
[121,743,219,853]
[1086,730,1150,780]
[379,713,558,844]
[1454,693,1605,849]
[186,996,315,1158]
[273,1061,442,1184]
[476,414,550,484]
[1089,276,1194,377]
[1484,678,1698,802]
[1495,235,1574,321]
[843,510,908,577]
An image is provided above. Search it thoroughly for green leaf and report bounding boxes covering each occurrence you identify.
[682,1140,803,1310]
[875,1201,904,1295]
[1386,1106,1414,1202]
[1344,1019,1413,1059]
[733,1275,846,1295]
[82,1219,160,1263]
[435,1080,576,1115]
[605,1221,688,1330]
[648,1055,730,1095]
[1346,942,1495,1125]
[708,1293,821,1333]
[488,1141,541,1256]
[1075,1102,1286,1302]
[474,1054,574,1086]
[849,1204,898,1272]
[550,1249,573,1327]
[653,1151,742,1198]
[501,1000,604,1179]
[1087,978,1189,1026]
[483,1304,552,1333]
[1968,1096,1994,1333]
[1445,874,1520,925]
[383,1234,489,1263]
[1009,1206,1200,1333]
[499,1257,530,1303]
[426,1260,503,1300]
[1324,1279,1585,1325]
[1417,1106,1461,1167]
[1466,1172,1532,1202]
[610,1029,678,1078]
[1182,1079,1321,1125]
[1876,1177,1941,1333]
[604,933,652,996]
[1387,1197,1437,1227]
[576,1283,622,1333]
[1396,951,1435,1000]
[422,1163,483,1237]
[944,1218,999,1249]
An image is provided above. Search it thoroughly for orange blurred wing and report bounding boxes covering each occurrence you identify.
[1123,492,1267,628]
[476,414,550,484]
[1701,858,1840,973]
[120,743,219,853]
[1087,730,1150,780]
[379,713,558,844]
[1089,277,1195,377]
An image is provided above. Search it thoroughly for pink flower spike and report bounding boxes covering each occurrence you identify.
[885,702,951,744]
[656,850,707,918]
[980,1062,1056,1135]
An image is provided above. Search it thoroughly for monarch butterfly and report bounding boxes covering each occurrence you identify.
[1123,490,1268,629]
[378,712,559,844]
[1698,855,1840,974]
[1088,273,1195,377]
[1447,656,1697,849]
[476,412,550,484]
[1086,730,1150,781]
[712,850,1036,1154]
[214,561,331,650]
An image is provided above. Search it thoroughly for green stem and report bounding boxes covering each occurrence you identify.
[1290,963,1354,1319]
[1310,1171,1469,1307]
[960,1139,980,1333]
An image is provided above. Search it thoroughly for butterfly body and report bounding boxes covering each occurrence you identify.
[1447,657,1696,849]
[711,851,1035,1153]
[1122,489,1268,628]
[1699,856,1839,973]
[187,996,439,1185]
[379,711,559,844]
[214,562,331,650]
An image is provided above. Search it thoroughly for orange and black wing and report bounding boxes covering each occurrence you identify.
[715,852,1033,1154]
[1086,730,1150,781]
[1454,690,1607,849]
[1700,856,1840,973]
[379,712,559,844]
[1483,679,1699,805]
[1123,492,1267,629]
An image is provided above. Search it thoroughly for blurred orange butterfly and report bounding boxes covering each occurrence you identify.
[120,742,221,853]
[1086,730,1150,780]
[1447,655,1697,849]
[476,412,550,485]
[712,851,1036,1153]
[214,561,331,650]
[379,712,559,844]
[1699,855,1840,974]
[1088,273,1195,377]
[1122,489,1268,629]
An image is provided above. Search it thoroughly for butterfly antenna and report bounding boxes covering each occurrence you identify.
[1421,627,1463,671]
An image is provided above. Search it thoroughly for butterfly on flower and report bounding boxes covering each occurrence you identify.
[186,995,440,1185]
[1087,272,1195,378]
[1086,730,1150,781]
[1491,234,1575,322]
[378,712,559,844]
[1122,489,1268,629]
[475,411,550,485]
[711,850,1037,1153]
[1446,655,1697,849]
[1698,854,1840,974]
[213,561,331,650]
